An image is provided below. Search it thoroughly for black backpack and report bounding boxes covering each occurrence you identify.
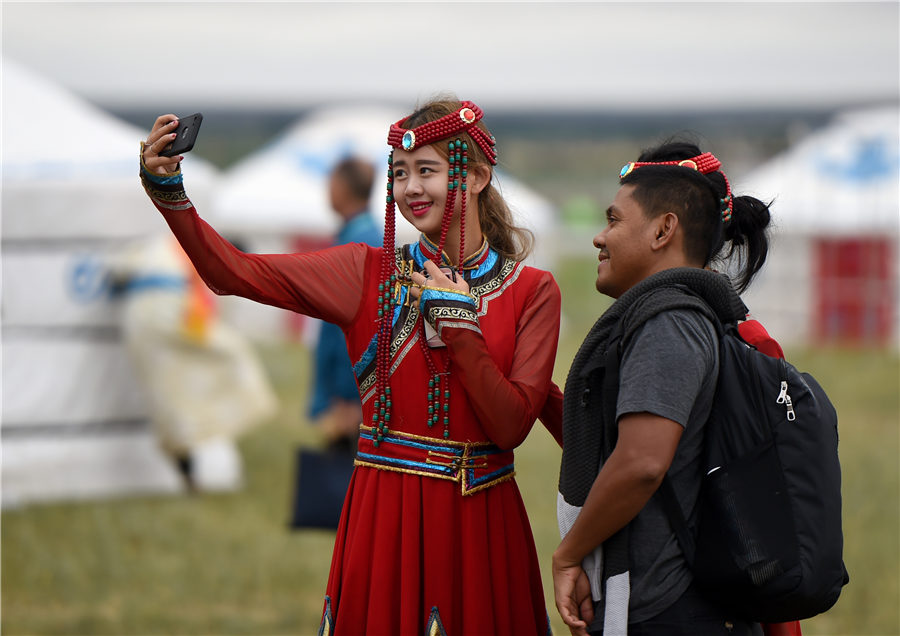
[607,308,849,623]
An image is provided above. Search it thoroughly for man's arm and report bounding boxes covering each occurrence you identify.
[552,412,683,633]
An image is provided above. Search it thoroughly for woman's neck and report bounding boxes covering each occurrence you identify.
[425,207,484,267]
[425,231,485,267]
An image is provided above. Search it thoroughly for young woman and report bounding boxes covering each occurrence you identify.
[140,99,561,636]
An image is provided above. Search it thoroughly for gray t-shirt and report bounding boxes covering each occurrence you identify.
[615,308,719,623]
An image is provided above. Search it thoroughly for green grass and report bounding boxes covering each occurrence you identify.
[3,257,898,635]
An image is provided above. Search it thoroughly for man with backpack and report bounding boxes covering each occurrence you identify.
[552,141,845,635]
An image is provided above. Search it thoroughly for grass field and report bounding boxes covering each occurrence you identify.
[3,256,899,635]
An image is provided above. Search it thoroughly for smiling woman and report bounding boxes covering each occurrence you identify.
[137,98,562,636]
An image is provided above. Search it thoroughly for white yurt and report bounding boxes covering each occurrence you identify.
[1,59,237,507]
[737,106,899,347]
[208,105,558,341]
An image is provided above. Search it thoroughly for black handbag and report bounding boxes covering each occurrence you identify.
[288,447,354,530]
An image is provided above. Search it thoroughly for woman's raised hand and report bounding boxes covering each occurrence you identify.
[409,260,470,302]
[142,114,182,175]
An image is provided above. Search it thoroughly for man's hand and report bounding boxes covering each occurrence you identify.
[552,549,594,636]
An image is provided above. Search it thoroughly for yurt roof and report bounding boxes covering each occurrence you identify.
[739,106,899,235]
[1,57,218,240]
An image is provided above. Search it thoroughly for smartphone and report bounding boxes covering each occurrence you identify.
[160,113,203,157]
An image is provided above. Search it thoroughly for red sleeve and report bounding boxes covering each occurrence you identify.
[439,271,562,450]
[763,622,803,636]
[738,319,785,359]
[539,381,564,448]
[150,198,370,328]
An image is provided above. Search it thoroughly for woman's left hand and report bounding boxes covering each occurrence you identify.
[409,260,470,302]
[142,114,182,175]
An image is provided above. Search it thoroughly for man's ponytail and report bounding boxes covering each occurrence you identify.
[720,195,772,292]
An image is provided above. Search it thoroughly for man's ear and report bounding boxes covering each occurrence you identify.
[650,212,679,251]
[467,164,492,195]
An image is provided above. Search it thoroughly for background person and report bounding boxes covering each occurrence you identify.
[309,156,381,452]
[110,234,278,492]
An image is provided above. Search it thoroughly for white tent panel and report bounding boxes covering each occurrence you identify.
[493,173,558,267]
[739,234,813,344]
[2,434,184,509]
[1,180,170,240]
[2,340,147,426]
[2,59,147,179]
[1,435,243,509]
[3,248,121,328]
[1,59,236,504]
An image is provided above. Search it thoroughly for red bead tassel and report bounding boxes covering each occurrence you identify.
[458,141,468,274]
[432,139,460,267]
[373,153,398,446]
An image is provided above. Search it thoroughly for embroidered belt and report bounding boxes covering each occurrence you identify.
[354,427,515,496]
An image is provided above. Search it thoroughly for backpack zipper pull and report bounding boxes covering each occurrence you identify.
[776,380,796,421]
[776,381,789,404]
[785,394,796,421]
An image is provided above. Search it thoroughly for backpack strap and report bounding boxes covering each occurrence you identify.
[656,317,755,570]
[658,476,697,565]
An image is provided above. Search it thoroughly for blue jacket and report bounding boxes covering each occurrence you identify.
[309,211,381,418]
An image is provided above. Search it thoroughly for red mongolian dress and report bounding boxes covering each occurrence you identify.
[141,167,561,636]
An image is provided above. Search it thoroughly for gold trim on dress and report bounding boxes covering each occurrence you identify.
[353,459,458,484]
[354,426,516,496]
[356,424,498,448]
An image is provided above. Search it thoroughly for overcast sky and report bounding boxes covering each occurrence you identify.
[3,2,898,114]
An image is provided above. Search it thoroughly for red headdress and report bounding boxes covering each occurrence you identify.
[618,151,734,222]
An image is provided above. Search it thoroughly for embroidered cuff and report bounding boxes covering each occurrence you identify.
[418,286,481,337]
[139,142,191,211]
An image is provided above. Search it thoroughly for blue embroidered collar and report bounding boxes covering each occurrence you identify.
[417,234,491,270]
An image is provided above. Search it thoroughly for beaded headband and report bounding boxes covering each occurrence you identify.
[618,151,734,222]
[388,101,497,165]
